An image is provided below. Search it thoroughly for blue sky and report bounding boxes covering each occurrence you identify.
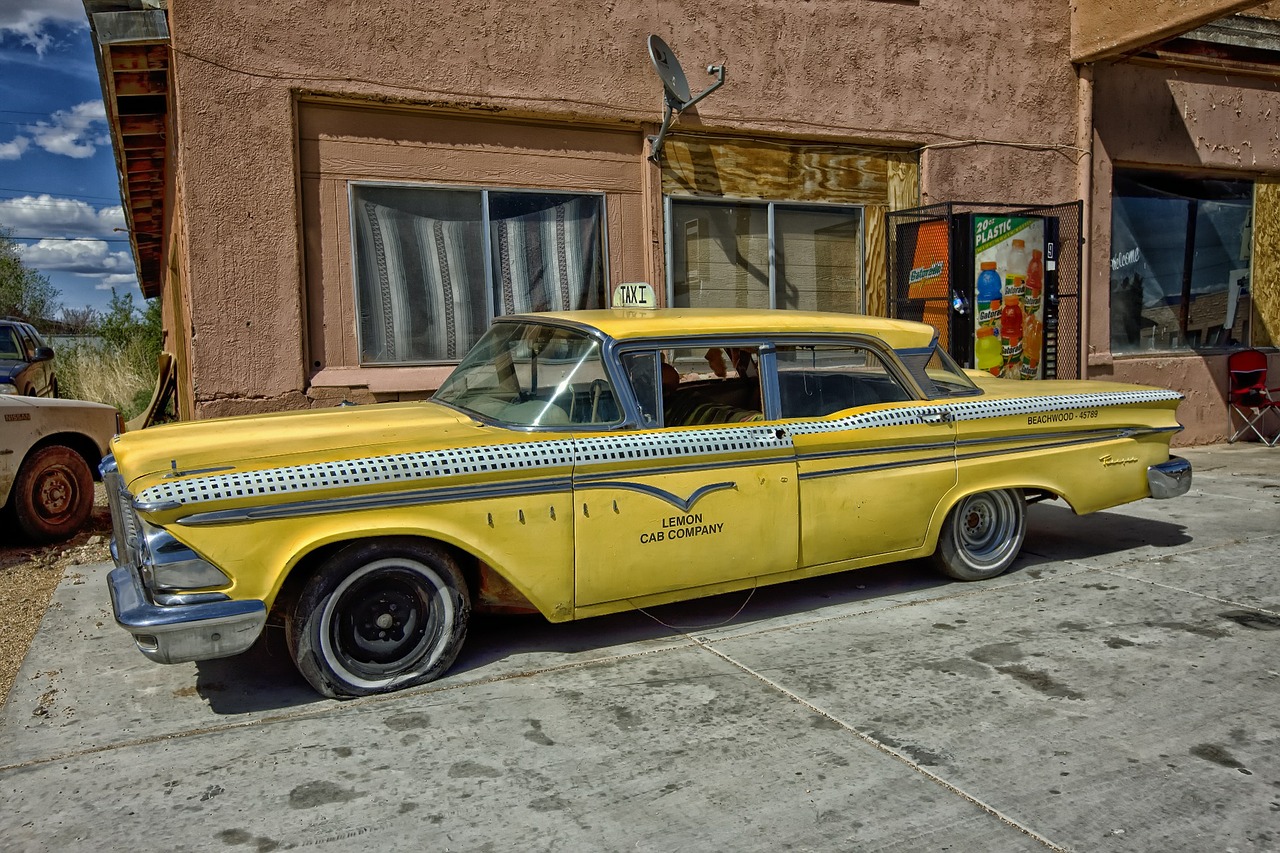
[0,0,141,317]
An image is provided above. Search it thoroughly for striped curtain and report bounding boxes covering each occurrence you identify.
[355,199,482,362]
[492,196,604,316]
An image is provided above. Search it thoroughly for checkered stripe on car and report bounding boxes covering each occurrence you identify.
[135,425,788,507]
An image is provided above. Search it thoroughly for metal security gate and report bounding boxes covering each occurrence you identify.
[887,201,1082,380]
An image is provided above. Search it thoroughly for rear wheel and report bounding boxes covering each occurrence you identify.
[289,539,470,698]
[932,489,1026,581]
[12,445,94,543]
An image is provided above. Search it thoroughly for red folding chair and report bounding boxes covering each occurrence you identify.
[1227,349,1280,446]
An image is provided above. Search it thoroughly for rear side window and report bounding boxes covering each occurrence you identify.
[776,345,911,418]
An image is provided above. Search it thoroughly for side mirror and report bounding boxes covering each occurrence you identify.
[34,346,54,360]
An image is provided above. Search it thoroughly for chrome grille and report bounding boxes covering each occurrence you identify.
[100,455,141,568]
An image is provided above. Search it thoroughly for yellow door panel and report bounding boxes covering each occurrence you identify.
[792,405,957,566]
[571,425,798,607]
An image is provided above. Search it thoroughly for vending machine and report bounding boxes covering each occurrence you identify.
[889,203,1078,380]
[967,214,1054,379]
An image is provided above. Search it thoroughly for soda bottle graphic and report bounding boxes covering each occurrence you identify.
[1005,239,1029,296]
[975,326,1002,374]
[1000,295,1023,345]
[1026,249,1043,298]
[976,261,1001,326]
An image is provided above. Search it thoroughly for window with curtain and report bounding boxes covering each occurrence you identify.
[351,183,606,364]
[668,199,864,313]
[1110,170,1253,353]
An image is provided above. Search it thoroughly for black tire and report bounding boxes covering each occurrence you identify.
[932,489,1026,581]
[289,538,470,698]
[12,445,94,543]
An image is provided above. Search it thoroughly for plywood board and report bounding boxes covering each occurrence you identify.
[1252,180,1280,348]
[661,136,892,205]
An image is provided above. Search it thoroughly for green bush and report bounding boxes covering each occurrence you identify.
[55,291,163,421]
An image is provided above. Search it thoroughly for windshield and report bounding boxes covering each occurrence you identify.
[433,321,620,427]
[895,345,981,399]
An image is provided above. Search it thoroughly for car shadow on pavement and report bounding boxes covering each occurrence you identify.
[183,504,1191,714]
[192,625,322,714]
[450,558,952,678]
[1021,502,1192,563]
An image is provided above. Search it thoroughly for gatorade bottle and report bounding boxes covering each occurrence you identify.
[977,261,998,307]
[975,326,1001,373]
[1000,295,1023,344]
[1026,249,1044,298]
[1005,239,1029,295]
[976,262,1001,317]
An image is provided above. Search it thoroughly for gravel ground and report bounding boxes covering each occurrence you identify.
[0,484,112,707]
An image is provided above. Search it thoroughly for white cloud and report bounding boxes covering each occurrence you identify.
[0,195,126,238]
[18,238,135,277]
[94,273,138,291]
[18,100,110,160]
[0,136,30,160]
[0,0,87,54]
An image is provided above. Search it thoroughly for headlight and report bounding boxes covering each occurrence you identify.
[0,383,15,394]
[139,524,232,591]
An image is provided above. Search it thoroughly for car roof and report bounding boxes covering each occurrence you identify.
[510,309,939,350]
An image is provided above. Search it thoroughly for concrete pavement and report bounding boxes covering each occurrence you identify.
[2,443,1278,852]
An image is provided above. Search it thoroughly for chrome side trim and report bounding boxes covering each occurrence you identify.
[799,453,956,481]
[1148,456,1192,499]
[574,480,737,511]
[179,475,575,526]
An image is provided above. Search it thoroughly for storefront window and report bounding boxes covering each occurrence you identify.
[351,183,606,364]
[1110,171,1253,352]
[668,199,863,313]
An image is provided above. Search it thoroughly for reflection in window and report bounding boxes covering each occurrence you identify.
[1110,171,1253,352]
[669,200,863,312]
[352,184,606,364]
[776,345,910,418]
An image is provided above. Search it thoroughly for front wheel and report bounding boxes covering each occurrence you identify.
[289,539,471,698]
[12,445,94,543]
[932,489,1026,581]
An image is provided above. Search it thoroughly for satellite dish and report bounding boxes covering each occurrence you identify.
[645,34,725,162]
[648,35,692,106]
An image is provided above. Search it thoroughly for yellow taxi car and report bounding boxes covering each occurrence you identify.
[103,309,1190,698]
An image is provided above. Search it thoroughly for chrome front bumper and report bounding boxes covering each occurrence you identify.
[109,562,266,664]
[1148,455,1192,500]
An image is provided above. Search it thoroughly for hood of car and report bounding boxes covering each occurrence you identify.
[113,400,498,495]
[0,358,25,378]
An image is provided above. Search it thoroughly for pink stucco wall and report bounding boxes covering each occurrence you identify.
[165,0,1082,417]
[1090,62,1280,445]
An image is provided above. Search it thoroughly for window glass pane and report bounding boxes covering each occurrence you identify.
[620,351,660,426]
[670,202,770,309]
[489,192,606,316]
[661,345,763,426]
[352,185,487,364]
[776,345,910,418]
[434,321,615,426]
[775,206,863,312]
[1110,172,1253,352]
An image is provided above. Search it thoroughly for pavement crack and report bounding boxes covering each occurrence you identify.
[689,640,1075,852]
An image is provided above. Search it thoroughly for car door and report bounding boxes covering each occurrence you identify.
[779,343,958,568]
[571,345,799,609]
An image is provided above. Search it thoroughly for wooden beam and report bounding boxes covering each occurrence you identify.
[110,71,168,97]
[1072,0,1265,63]
[119,114,166,136]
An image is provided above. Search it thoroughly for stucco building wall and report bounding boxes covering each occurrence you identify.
[1089,61,1280,444]
[162,0,1082,418]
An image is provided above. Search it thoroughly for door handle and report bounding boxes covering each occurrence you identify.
[920,410,953,425]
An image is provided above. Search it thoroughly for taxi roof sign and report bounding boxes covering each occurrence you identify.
[612,282,657,309]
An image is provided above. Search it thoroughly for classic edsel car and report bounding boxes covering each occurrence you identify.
[103,308,1190,698]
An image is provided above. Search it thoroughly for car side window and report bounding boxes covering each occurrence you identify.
[660,345,764,427]
[14,325,37,359]
[0,328,21,360]
[776,345,911,418]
